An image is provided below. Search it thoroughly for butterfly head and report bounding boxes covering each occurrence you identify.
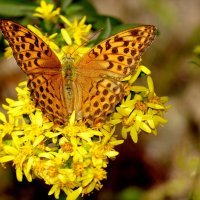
[61,53,74,65]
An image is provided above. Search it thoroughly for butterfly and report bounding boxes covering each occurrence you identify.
[0,19,157,126]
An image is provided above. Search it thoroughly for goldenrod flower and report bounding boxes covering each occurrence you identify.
[33,0,60,21]
[0,82,124,200]
[2,82,36,118]
[60,15,92,46]
[110,75,169,143]
[4,46,13,58]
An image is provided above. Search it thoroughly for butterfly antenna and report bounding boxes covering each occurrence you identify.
[70,28,104,57]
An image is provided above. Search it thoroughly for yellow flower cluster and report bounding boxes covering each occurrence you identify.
[110,71,169,143]
[60,15,92,46]
[0,0,169,200]
[0,82,123,199]
[33,0,60,21]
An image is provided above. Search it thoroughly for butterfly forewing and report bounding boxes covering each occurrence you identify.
[79,25,156,78]
[0,19,69,124]
[0,20,61,73]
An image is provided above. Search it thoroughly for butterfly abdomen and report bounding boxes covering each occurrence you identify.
[62,59,76,115]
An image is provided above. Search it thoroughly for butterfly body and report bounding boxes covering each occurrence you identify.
[62,57,75,114]
[0,19,157,126]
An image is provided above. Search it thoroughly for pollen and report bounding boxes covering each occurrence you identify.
[73,162,84,176]
[135,101,147,112]
[94,168,107,181]
[61,142,73,153]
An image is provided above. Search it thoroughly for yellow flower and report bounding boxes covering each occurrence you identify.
[0,82,124,200]
[110,75,169,143]
[33,0,60,21]
[0,111,15,137]
[4,46,13,58]
[82,167,107,194]
[60,15,92,46]
[2,83,35,119]
[2,41,15,58]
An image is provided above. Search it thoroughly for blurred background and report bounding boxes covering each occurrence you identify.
[0,0,200,199]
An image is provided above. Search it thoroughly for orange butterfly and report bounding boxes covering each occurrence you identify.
[0,19,157,126]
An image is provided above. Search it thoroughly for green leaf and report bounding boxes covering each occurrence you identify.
[110,23,145,35]
[60,0,73,10]
[0,2,35,17]
[97,18,112,40]
[63,0,97,17]
[86,18,112,47]
[116,187,144,200]
[87,15,121,30]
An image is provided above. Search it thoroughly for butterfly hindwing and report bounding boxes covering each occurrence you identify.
[76,76,124,125]
[27,73,68,124]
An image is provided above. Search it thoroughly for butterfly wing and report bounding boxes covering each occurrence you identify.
[0,19,68,124]
[74,76,124,125]
[75,25,157,125]
[79,25,156,77]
